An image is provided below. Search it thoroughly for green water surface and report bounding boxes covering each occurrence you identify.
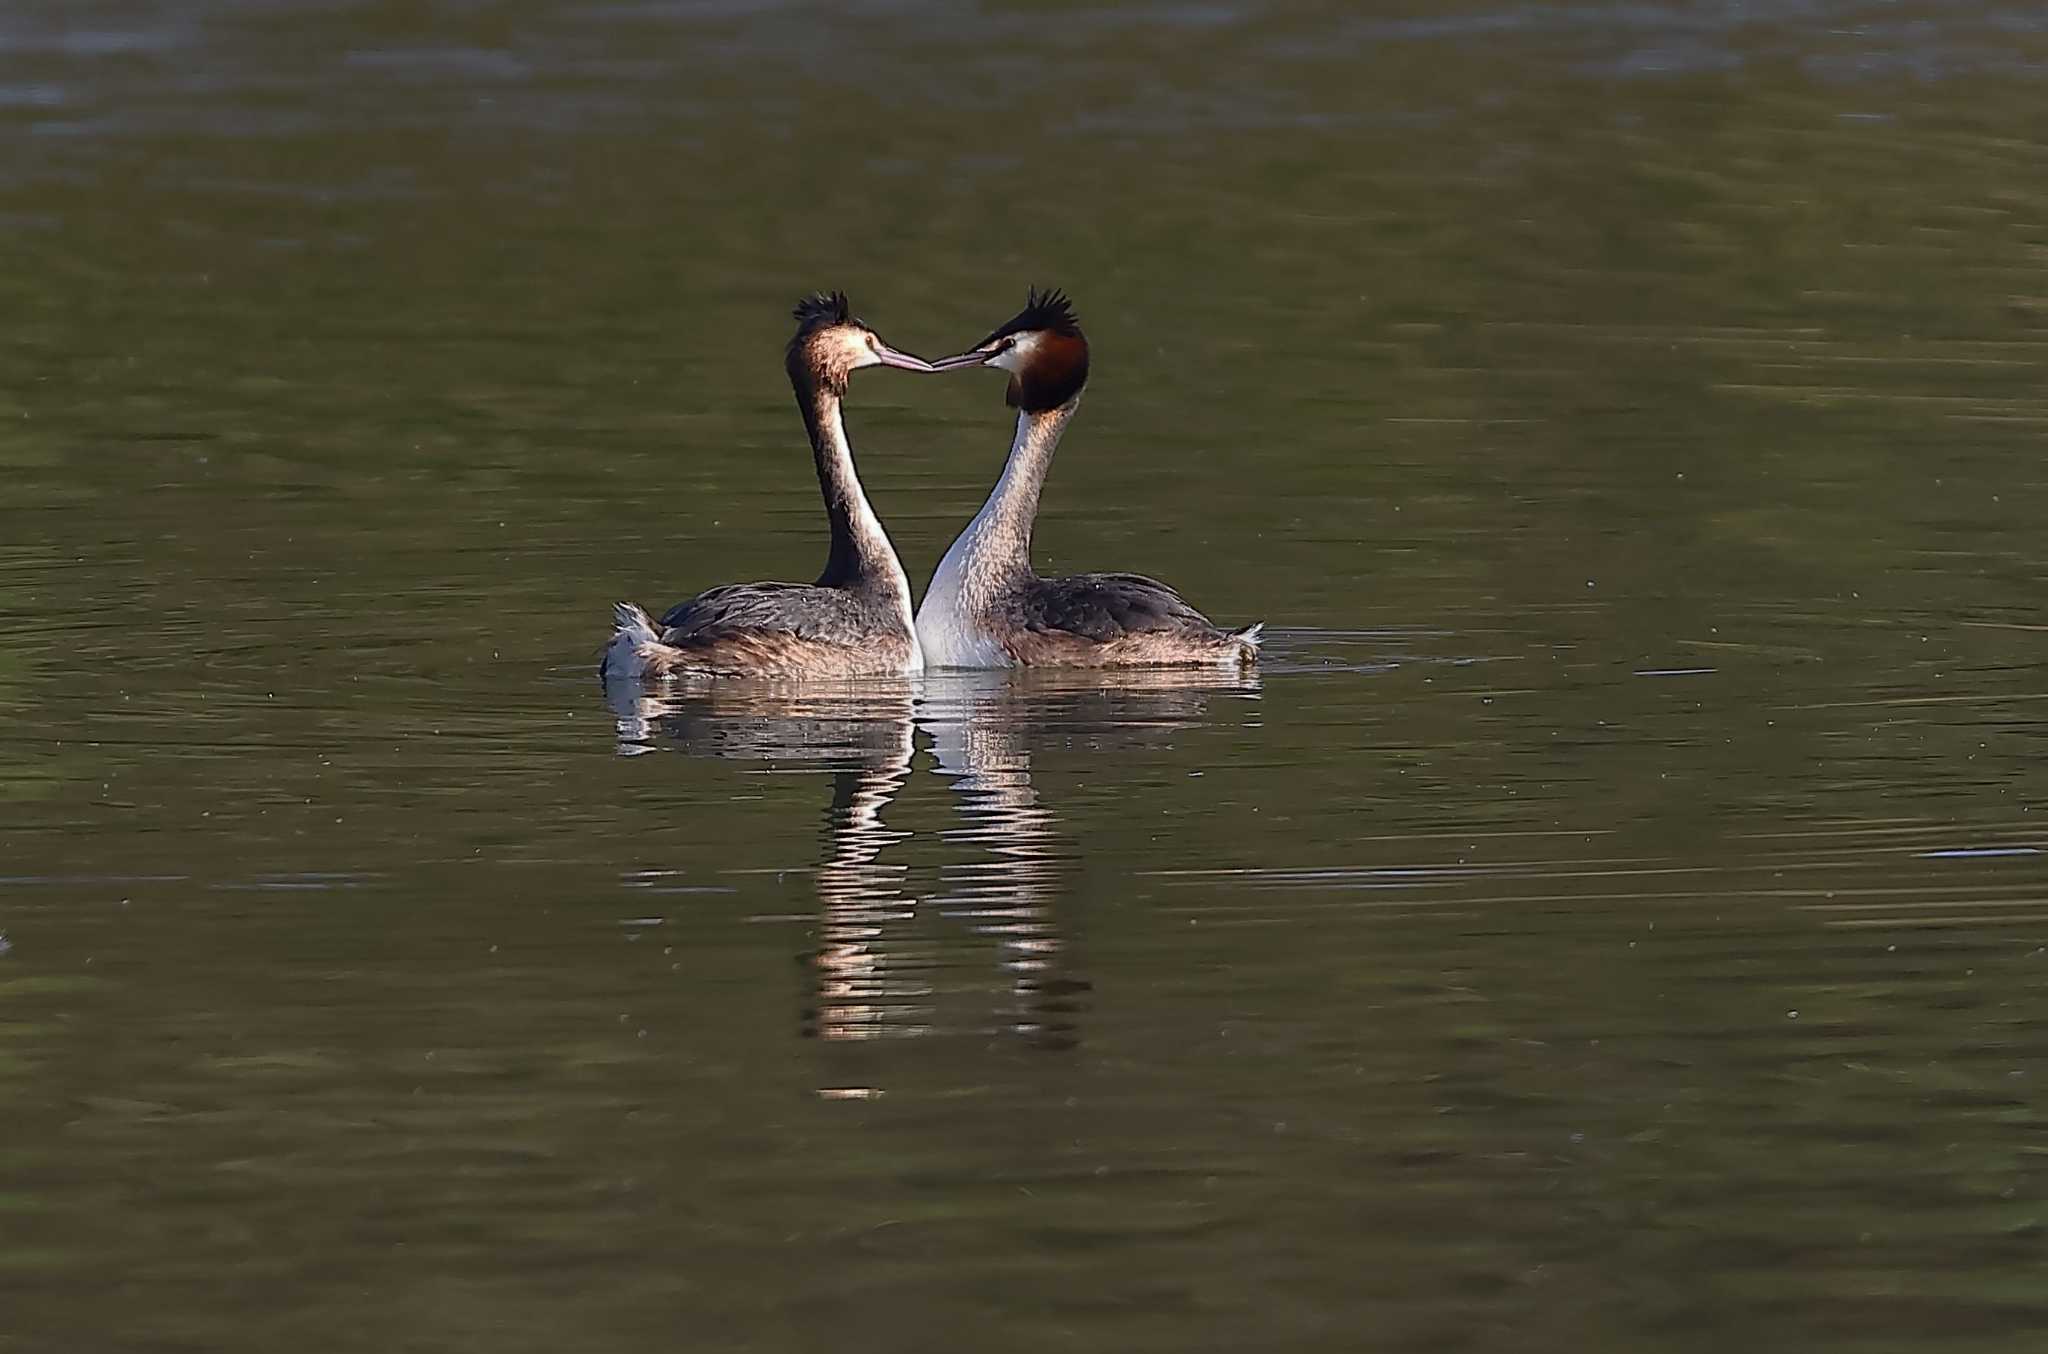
[2,3,2046,1350]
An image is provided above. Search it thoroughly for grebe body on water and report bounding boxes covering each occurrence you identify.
[915,289,1261,670]
[603,293,932,681]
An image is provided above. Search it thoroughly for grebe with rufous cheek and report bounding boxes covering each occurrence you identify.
[915,288,1262,670]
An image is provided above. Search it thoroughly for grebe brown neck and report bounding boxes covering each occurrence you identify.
[784,292,927,590]
[602,291,936,682]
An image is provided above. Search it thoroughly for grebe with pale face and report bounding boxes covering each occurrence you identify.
[914,288,1262,670]
[603,292,935,681]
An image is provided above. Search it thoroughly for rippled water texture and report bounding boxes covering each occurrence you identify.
[3,3,2046,1350]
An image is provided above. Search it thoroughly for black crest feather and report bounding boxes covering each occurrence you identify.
[791,290,853,335]
[985,285,1083,345]
[786,290,865,398]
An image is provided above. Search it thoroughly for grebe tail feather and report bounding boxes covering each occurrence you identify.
[602,601,668,682]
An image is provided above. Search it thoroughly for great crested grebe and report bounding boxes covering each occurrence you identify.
[603,292,933,681]
[915,288,1262,670]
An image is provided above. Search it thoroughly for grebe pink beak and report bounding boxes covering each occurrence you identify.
[872,340,938,373]
[928,348,995,372]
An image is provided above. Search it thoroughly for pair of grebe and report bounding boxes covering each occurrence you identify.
[602,289,1261,681]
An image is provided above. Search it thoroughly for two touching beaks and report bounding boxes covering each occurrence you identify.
[793,286,1088,407]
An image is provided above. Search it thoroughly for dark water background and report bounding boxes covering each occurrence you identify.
[3,3,2046,1350]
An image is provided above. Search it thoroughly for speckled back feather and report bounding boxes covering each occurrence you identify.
[998,572,1259,668]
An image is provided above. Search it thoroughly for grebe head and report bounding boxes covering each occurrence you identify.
[932,286,1090,413]
[786,291,936,395]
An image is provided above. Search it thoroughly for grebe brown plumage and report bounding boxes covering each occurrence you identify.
[604,292,934,681]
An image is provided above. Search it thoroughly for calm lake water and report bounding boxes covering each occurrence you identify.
[4,2,2046,1350]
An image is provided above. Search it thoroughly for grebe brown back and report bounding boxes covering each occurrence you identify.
[604,292,934,681]
[914,288,1261,670]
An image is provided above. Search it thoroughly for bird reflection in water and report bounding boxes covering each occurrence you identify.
[608,676,922,1038]
[921,672,1077,1049]
[919,668,1253,1049]
[605,665,1259,1050]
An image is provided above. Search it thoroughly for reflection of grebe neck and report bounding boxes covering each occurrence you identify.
[929,702,1074,1047]
[820,755,914,889]
[811,721,917,1043]
[932,718,1054,879]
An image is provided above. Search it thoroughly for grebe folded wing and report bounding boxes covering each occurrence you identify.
[660,581,854,639]
[610,584,905,680]
[1004,571,1260,668]
[1013,572,1206,640]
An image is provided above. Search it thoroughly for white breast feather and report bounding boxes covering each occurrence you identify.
[915,530,1013,670]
